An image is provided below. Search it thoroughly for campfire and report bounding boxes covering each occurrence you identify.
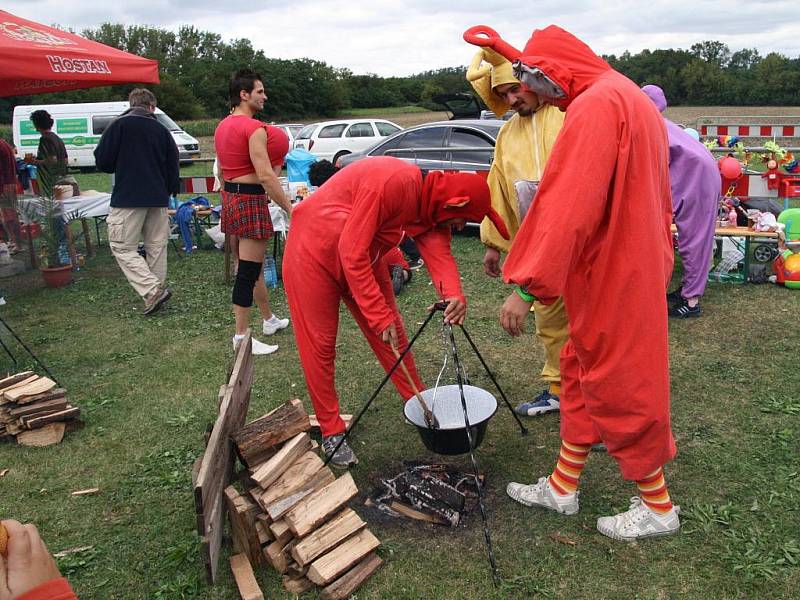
[367,461,484,527]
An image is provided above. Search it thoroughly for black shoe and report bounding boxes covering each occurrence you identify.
[666,286,683,303]
[391,264,405,295]
[143,287,172,315]
[669,299,700,319]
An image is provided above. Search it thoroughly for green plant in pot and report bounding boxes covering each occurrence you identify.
[19,169,77,288]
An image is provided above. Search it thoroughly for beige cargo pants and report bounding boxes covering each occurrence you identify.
[107,206,168,301]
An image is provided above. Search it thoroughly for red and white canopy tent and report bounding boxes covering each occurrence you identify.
[0,10,159,97]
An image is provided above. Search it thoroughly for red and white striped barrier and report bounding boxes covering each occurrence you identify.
[701,124,800,139]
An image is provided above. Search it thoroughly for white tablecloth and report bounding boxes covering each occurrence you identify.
[19,193,112,223]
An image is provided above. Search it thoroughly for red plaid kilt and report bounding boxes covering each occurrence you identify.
[220,190,274,239]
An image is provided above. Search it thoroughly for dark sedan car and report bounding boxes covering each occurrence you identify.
[335,119,504,173]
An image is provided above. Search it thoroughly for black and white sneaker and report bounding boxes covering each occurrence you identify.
[666,286,683,304]
[669,299,700,319]
[407,258,425,271]
[322,434,358,468]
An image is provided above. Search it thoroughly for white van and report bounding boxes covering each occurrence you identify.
[12,102,201,168]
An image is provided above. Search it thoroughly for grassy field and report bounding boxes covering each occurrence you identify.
[1,219,798,598]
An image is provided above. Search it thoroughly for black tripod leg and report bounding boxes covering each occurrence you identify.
[0,315,59,386]
[446,324,500,585]
[322,308,438,468]
[459,325,528,435]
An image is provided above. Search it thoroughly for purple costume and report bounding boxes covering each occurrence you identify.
[642,85,720,299]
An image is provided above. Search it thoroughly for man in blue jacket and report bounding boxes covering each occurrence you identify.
[95,88,179,315]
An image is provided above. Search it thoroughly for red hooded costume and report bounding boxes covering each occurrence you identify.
[468,25,676,479]
[283,156,507,437]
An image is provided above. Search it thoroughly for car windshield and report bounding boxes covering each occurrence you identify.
[155,113,182,132]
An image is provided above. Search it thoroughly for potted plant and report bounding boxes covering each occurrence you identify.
[19,182,77,288]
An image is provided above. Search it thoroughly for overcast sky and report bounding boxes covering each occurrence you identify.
[3,1,800,76]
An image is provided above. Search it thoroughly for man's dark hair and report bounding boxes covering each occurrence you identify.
[229,69,263,109]
[308,160,340,187]
[30,110,54,131]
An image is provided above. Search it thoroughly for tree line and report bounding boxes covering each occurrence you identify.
[1,25,799,123]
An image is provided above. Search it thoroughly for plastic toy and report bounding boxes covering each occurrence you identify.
[773,208,800,289]
[762,159,781,190]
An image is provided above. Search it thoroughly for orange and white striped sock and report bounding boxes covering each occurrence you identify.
[636,467,674,514]
[548,440,590,495]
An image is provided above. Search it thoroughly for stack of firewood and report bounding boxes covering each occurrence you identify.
[0,371,80,446]
[226,399,383,599]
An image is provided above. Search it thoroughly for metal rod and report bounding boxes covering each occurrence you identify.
[459,325,528,435]
[322,308,438,468]
[0,333,18,369]
[0,315,59,386]
[446,323,500,585]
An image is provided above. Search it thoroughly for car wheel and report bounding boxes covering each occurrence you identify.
[332,151,351,167]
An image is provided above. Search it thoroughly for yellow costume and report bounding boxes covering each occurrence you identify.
[469,49,569,386]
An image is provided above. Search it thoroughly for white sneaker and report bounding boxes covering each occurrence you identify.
[506,476,579,515]
[596,496,681,541]
[263,315,290,335]
[232,336,279,355]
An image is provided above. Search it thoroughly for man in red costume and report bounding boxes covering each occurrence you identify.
[283,156,509,467]
[466,25,680,540]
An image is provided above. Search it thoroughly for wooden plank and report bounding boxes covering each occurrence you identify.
[13,388,67,406]
[3,377,56,402]
[8,397,68,418]
[195,333,254,584]
[320,552,384,600]
[23,407,80,429]
[284,472,359,538]
[263,538,291,574]
[0,371,34,390]
[0,375,38,402]
[250,432,311,489]
[258,451,323,507]
[16,422,65,446]
[229,554,264,600]
[233,398,310,467]
[282,576,314,595]
[307,529,381,586]
[291,508,366,566]
[266,467,335,521]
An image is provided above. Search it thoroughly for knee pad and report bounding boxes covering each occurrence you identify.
[232,259,262,307]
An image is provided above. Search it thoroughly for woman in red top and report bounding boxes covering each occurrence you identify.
[214,69,294,355]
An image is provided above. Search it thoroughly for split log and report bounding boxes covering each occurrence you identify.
[229,554,264,600]
[291,508,366,566]
[224,486,262,566]
[286,560,308,579]
[0,375,38,399]
[388,501,449,526]
[255,520,273,545]
[23,407,80,429]
[263,538,291,573]
[269,519,293,546]
[250,432,311,489]
[8,397,68,418]
[16,423,65,446]
[257,451,323,508]
[233,399,310,467]
[309,413,352,430]
[3,377,56,402]
[320,552,384,600]
[307,529,381,586]
[266,467,335,522]
[13,388,67,406]
[0,371,34,390]
[282,576,314,595]
[284,472,359,537]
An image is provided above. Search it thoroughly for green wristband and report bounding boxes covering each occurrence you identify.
[516,287,536,302]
